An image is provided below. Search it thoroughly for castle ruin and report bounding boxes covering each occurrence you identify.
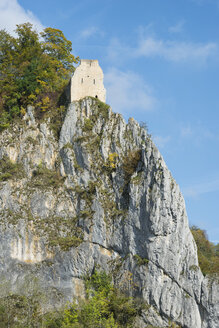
[70,59,106,103]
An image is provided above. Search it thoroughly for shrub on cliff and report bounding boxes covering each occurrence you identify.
[0,23,79,130]
[0,270,147,327]
[191,226,219,276]
[56,270,143,328]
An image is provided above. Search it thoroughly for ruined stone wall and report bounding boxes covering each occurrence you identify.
[70,59,106,102]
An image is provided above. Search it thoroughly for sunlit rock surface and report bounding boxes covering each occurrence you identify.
[0,98,218,327]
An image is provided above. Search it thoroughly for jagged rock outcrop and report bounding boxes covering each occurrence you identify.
[0,98,218,327]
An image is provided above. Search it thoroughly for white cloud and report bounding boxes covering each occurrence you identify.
[104,68,157,117]
[135,37,217,63]
[79,26,104,39]
[0,0,44,35]
[169,21,185,34]
[153,135,171,149]
[182,178,219,197]
[106,32,218,66]
[106,38,130,64]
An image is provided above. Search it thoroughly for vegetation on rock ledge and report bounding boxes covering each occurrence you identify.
[123,149,141,182]
[0,270,155,328]
[0,23,79,131]
[191,226,219,276]
[31,163,64,188]
[0,156,24,181]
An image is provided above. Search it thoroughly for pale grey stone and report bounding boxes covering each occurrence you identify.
[0,98,218,327]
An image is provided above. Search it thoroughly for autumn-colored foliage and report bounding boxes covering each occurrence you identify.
[191,226,219,276]
[123,149,141,181]
[0,23,79,130]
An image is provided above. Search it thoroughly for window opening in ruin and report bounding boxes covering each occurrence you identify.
[93,79,95,84]
[81,78,83,83]
[95,95,98,99]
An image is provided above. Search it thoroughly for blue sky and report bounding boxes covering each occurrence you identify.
[0,0,219,243]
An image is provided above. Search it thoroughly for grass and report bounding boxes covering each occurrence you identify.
[131,173,142,185]
[63,142,73,150]
[82,118,94,132]
[90,97,110,120]
[0,156,24,181]
[78,210,94,220]
[134,254,149,266]
[34,215,84,252]
[25,136,37,145]
[31,163,64,188]
[49,235,83,251]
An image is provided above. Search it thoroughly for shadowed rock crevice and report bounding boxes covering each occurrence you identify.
[0,97,218,327]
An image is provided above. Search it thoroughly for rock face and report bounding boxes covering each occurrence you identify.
[0,98,218,327]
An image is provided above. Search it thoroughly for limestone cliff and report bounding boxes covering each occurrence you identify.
[0,98,218,327]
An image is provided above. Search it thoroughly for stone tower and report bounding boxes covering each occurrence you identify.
[70,59,106,103]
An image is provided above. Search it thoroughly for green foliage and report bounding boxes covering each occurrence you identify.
[0,111,10,131]
[0,23,79,130]
[130,173,142,185]
[0,277,47,328]
[107,291,138,327]
[36,270,146,328]
[85,270,113,296]
[43,312,64,328]
[49,236,83,251]
[191,226,219,276]
[0,156,24,181]
[91,97,110,120]
[0,270,182,327]
[35,214,84,252]
[0,295,28,328]
[51,270,145,328]
[41,27,77,78]
[215,243,219,256]
[134,254,149,266]
[25,135,37,145]
[77,294,117,328]
[31,163,64,188]
[82,118,94,132]
[82,270,144,327]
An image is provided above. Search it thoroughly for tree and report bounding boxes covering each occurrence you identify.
[42,28,78,72]
[40,27,79,94]
[191,226,219,275]
[0,23,79,131]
